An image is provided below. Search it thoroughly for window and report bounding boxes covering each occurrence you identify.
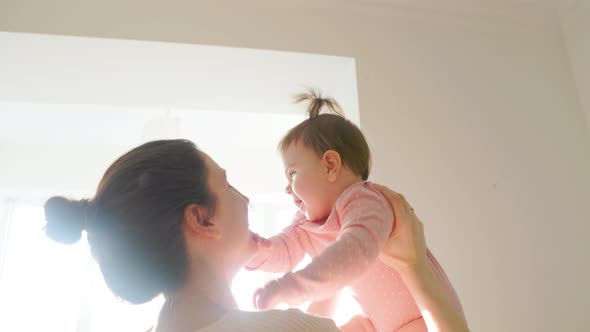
[0,32,361,331]
[0,105,306,331]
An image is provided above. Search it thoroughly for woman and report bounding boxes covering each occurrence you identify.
[44,139,467,332]
[375,184,469,332]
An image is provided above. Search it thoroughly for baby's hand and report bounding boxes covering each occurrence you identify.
[250,231,272,250]
[253,280,283,310]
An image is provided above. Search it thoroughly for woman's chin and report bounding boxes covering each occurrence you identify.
[245,234,259,255]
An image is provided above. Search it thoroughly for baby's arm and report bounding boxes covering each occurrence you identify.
[256,187,394,309]
[245,212,308,273]
[306,291,341,318]
[340,315,378,332]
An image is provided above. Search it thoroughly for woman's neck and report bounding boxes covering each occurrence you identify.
[155,265,238,332]
[174,266,237,308]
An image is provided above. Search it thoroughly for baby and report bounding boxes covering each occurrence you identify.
[247,91,463,331]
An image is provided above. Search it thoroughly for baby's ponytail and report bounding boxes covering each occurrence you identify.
[294,89,345,119]
[281,89,372,181]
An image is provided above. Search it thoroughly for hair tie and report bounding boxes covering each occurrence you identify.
[81,199,97,231]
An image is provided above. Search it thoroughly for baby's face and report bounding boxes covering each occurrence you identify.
[281,143,334,222]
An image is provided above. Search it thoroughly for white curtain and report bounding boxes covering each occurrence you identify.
[0,197,15,278]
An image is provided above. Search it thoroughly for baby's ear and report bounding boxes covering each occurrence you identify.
[183,204,220,239]
[322,150,342,183]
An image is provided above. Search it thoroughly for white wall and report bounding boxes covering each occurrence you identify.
[1,1,589,331]
[561,0,590,131]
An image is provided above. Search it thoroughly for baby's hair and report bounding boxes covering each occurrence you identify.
[279,89,372,181]
[293,89,345,118]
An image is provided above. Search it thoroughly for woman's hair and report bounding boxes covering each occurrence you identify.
[44,139,215,304]
[279,89,372,181]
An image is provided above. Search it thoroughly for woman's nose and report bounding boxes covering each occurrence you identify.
[241,192,250,205]
[234,187,250,204]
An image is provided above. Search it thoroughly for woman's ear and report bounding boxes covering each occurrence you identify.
[183,204,220,239]
[322,150,342,183]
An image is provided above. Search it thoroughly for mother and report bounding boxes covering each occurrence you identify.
[44,139,467,332]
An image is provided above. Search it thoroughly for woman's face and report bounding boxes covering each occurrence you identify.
[202,153,258,269]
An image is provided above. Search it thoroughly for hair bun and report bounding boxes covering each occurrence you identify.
[44,196,89,244]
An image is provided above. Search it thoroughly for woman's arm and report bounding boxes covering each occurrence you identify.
[396,265,467,332]
[374,184,469,332]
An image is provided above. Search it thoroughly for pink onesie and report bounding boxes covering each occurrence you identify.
[246,181,464,332]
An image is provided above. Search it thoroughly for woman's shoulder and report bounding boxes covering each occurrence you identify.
[197,309,340,332]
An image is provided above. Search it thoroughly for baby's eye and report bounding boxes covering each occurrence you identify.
[288,171,296,178]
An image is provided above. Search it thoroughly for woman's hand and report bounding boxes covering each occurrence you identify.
[373,184,469,332]
[372,184,427,273]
